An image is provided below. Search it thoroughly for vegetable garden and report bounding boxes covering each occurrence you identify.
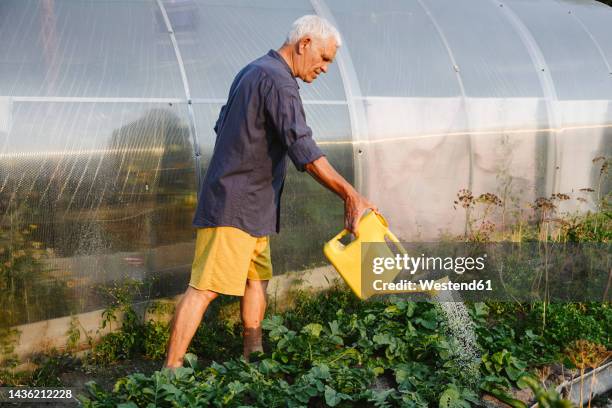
[51,286,612,407]
[1,158,611,407]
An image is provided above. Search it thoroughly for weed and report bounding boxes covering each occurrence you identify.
[66,316,82,353]
[565,340,612,407]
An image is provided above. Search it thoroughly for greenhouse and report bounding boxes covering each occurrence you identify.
[0,0,611,406]
[1,0,610,322]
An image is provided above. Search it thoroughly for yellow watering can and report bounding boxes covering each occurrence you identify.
[324,211,441,299]
[324,211,402,299]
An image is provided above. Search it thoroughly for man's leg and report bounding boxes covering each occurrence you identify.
[164,286,218,368]
[240,279,268,360]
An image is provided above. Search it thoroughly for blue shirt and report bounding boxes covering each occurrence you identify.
[193,50,325,237]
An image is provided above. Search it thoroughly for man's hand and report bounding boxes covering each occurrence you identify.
[344,192,378,237]
[305,156,378,237]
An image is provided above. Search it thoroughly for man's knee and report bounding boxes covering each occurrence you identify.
[245,279,269,295]
[185,285,219,303]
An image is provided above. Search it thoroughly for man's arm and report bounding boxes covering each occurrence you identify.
[305,156,377,237]
[263,83,378,234]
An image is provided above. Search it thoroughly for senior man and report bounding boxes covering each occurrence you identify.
[164,15,377,368]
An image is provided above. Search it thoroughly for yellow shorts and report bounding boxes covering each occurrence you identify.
[188,226,273,296]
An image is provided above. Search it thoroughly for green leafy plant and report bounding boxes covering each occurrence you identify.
[87,280,145,365]
[66,315,82,353]
[517,375,573,408]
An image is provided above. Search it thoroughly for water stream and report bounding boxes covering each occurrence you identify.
[434,290,482,388]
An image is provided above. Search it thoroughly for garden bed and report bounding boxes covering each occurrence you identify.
[3,283,609,407]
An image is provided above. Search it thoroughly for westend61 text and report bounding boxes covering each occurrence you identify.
[372,254,487,275]
[372,279,493,292]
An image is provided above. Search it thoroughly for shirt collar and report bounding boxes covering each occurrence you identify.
[267,49,299,88]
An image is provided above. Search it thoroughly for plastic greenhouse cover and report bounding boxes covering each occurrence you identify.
[1,102,196,320]
[162,0,345,101]
[424,0,543,98]
[328,0,461,97]
[507,0,612,100]
[564,1,612,79]
[0,0,184,98]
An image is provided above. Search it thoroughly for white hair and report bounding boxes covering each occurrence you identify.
[286,15,342,47]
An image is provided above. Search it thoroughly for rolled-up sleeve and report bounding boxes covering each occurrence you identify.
[265,83,325,171]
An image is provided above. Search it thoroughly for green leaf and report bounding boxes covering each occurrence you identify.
[210,361,227,374]
[301,323,323,338]
[161,383,180,394]
[461,388,480,404]
[491,350,506,366]
[505,364,525,382]
[481,384,527,408]
[405,302,416,318]
[329,335,344,346]
[329,320,342,336]
[228,380,247,394]
[324,385,349,407]
[395,367,410,385]
[384,305,400,316]
[439,386,470,408]
[516,375,537,390]
[325,386,340,407]
[262,315,283,330]
[372,366,385,376]
[373,333,394,346]
[262,316,288,339]
[414,317,437,330]
[172,367,194,381]
[473,302,489,317]
[258,358,281,374]
[310,364,330,379]
[400,391,429,407]
[367,388,395,406]
[183,353,199,370]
